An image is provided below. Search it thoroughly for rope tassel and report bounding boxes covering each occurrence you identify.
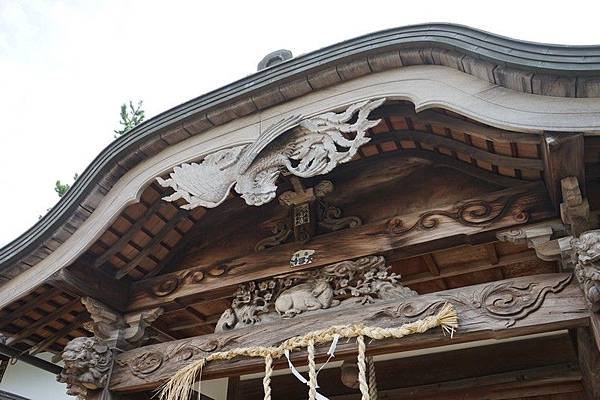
[158,303,458,400]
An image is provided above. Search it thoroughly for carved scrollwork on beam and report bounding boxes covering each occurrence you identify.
[157,98,386,209]
[214,255,417,332]
[387,193,528,234]
[378,273,572,328]
[441,273,572,327]
[116,336,237,379]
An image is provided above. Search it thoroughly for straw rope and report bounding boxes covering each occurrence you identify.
[159,302,458,400]
[262,354,272,400]
[356,336,369,400]
[367,357,378,400]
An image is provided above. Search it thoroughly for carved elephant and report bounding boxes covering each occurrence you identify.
[275,279,339,318]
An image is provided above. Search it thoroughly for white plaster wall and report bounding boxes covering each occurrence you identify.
[0,354,69,400]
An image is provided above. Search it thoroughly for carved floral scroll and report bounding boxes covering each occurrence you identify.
[112,273,582,391]
[157,98,386,209]
[214,255,417,332]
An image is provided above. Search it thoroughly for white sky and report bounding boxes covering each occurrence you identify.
[0,0,599,246]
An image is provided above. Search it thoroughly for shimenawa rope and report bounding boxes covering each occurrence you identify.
[159,302,458,400]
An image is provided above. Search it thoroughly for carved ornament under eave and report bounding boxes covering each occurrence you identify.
[214,255,417,332]
[57,337,112,400]
[156,98,386,209]
[255,180,362,251]
[387,192,529,235]
[570,230,600,312]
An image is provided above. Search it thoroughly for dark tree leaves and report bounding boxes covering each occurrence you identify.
[114,100,145,137]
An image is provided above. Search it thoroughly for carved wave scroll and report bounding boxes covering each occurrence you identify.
[377,273,573,328]
[387,192,529,235]
[157,98,386,209]
[444,273,572,327]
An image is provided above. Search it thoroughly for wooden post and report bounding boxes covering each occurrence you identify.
[577,327,600,399]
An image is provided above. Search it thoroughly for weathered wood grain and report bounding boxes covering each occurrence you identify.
[110,273,588,392]
[577,327,600,400]
[49,264,129,312]
[128,183,553,311]
[542,132,585,210]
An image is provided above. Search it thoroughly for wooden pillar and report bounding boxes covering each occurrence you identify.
[577,326,600,400]
[542,132,585,211]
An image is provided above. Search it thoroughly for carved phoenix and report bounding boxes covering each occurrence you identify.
[157,98,386,209]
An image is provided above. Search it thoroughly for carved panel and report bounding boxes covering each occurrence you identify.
[256,180,362,251]
[116,336,236,379]
[157,99,385,209]
[387,192,528,235]
[111,274,583,391]
[214,255,417,332]
[441,273,572,327]
[571,230,600,312]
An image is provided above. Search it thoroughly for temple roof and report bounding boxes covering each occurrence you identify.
[2,22,600,295]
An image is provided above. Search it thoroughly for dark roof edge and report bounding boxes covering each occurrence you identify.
[1,23,600,271]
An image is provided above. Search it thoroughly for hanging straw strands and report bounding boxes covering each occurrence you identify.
[159,302,458,400]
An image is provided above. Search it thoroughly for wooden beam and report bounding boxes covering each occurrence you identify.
[115,209,188,279]
[374,104,542,144]
[6,297,82,345]
[542,132,585,210]
[49,264,129,311]
[421,254,447,289]
[128,183,553,311]
[371,131,544,170]
[403,251,537,285]
[577,327,600,399]
[0,287,62,330]
[226,377,240,400]
[330,365,582,399]
[110,273,588,392]
[28,311,90,355]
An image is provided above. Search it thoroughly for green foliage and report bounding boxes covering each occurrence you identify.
[114,100,145,137]
[45,99,145,214]
[54,173,79,198]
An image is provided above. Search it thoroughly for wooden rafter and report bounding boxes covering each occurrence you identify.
[115,209,188,279]
[93,201,165,269]
[6,297,81,345]
[28,311,89,355]
[403,251,536,285]
[370,131,544,170]
[0,287,62,330]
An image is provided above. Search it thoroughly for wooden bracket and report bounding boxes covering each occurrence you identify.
[560,176,591,236]
[496,220,568,262]
[81,297,162,347]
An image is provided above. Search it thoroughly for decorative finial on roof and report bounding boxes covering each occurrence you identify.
[257,49,293,71]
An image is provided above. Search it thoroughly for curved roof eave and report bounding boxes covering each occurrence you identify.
[1,22,600,275]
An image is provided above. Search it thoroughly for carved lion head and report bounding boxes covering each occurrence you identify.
[571,230,600,265]
[57,337,112,399]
